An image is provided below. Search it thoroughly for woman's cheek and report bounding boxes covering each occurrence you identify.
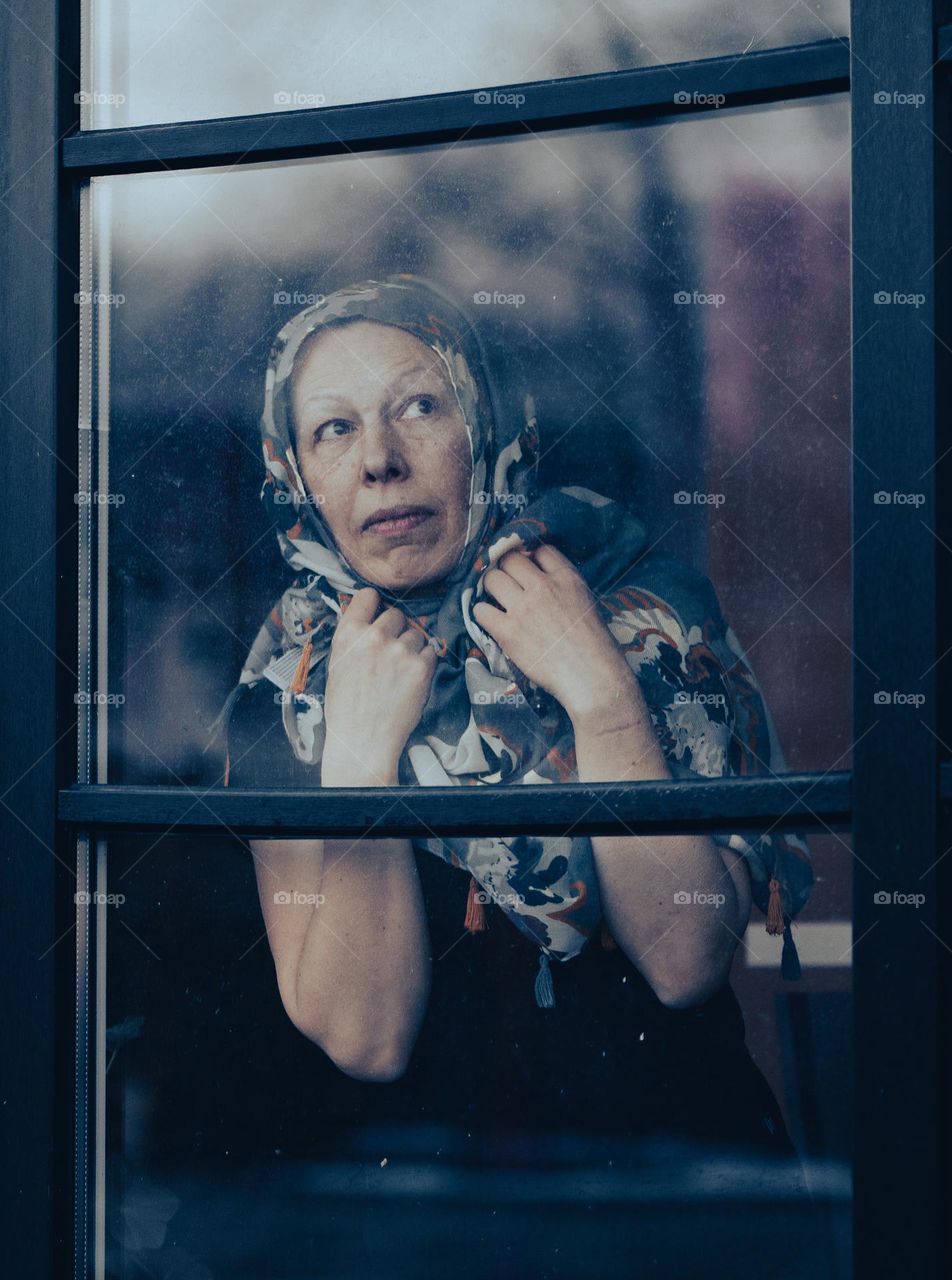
[304,452,354,523]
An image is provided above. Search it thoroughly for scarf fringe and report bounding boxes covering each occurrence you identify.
[203,681,254,788]
[461,875,555,1007]
[464,875,487,932]
[780,923,802,979]
[290,623,314,695]
[203,681,248,755]
[766,877,785,934]
[767,876,802,979]
[534,952,555,1008]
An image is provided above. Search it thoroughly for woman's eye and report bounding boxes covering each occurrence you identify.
[313,419,354,444]
[402,394,438,420]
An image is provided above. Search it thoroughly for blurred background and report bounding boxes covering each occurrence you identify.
[83,3,853,1277]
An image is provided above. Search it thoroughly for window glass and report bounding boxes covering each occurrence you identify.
[94,828,851,1278]
[79,97,853,1276]
[84,0,850,128]
[83,100,851,789]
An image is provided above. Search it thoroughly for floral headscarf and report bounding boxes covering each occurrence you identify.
[211,273,813,1006]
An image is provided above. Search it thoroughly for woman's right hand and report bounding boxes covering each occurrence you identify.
[320,587,437,785]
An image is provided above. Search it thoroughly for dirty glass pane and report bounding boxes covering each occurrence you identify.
[93,827,851,1278]
[83,99,852,788]
[78,95,853,1278]
[82,0,850,128]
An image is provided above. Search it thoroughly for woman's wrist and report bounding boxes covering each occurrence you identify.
[321,746,401,788]
[562,658,647,735]
[571,687,673,784]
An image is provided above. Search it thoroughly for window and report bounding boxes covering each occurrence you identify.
[84,0,851,126]
[0,4,945,1279]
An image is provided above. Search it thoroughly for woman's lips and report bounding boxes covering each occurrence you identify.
[363,507,434,538]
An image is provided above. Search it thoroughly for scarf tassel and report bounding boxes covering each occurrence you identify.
[766,877,785,934]
[462,877,555,1007]
[767,876,802,980]
[780,924,802,980]
[203,681,251,789]
[289,627,314,696]
[534,952,555,1008]
[464,875,487,932]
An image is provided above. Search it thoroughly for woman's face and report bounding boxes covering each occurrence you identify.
[290,320,474,593]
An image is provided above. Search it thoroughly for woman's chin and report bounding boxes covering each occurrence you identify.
[356,547,453,594]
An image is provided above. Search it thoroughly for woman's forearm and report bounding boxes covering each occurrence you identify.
[571,693,746,1008]
[288,754,430,1081]
[294,836,430,1081]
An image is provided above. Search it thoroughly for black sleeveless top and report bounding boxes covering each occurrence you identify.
[223,676,799,1166]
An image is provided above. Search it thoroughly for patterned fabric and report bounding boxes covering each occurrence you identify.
[210,273,812,996]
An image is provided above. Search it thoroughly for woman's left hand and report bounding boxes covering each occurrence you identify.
[471,543,643,728]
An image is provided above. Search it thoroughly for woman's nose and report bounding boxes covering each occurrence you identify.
[359,418,406,483]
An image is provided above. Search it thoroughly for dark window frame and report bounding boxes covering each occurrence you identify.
[0,2,947,1277]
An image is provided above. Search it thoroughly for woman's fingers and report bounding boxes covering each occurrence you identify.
[531,542,575,576]
[482,566,523,611]
[472,599,508,642]
[343,586,381,624]
[496,547,541,588]
[373,606,408,637]
[335,592,431,656]
[398,624,427,652]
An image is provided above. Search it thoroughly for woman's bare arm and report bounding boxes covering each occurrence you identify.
[250,830,430,1082]
[571,706,752,1009]
[249,588,439,1082]
[472,543,752,1008]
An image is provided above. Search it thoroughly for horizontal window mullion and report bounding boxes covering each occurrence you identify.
[59,773,850,839]
[62,39,849,176]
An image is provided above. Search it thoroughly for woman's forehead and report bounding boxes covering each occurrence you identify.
[291,322,454,403]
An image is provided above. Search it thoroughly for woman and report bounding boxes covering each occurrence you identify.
[213,273,813,1163]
